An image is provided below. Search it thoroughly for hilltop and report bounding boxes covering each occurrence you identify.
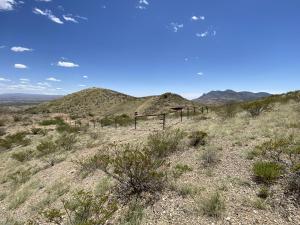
[194,90,271,105]
[30,88,198,117]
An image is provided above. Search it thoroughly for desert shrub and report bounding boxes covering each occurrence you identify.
[36,140,56,157]
[95,177,113,196]
[199,192,225,218]
[78,144,167,197]
[188,131,208,147]
[100,117,114,127]
[172,164,193,178]
[39,117,65,126]
[120,200,144,225]
[75,154,108,178]
[252,198,267,210]
[201,147,219,167]
[0,119,5,126]
[56,123,79,133]
[41,190,118,225]
[242,100,271,117]
[7,167,36,186]
[31,128,47,136]
[216,102,239,119]
[253,161,283,184]
[287,171,300,201]
[11,149,34,162]
[115,114,134,127]
[55,133,77,151]
[0,127,6,136]
[147,129,185,158]
[13,115,22,122]
[257,186,269,199]
[0,131,30,150]
[292,163,300,172]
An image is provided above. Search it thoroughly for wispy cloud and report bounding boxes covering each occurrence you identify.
[20,78,30,83]
[197,72,204,76]
[83,75,88,79]
[35,0,52,2]
[196,31,208,38]
[46,77,61,82]
[191,16,205,21]
[11,46,33,52]
[0,0,17,11]
[78,84,86,87]
[170,22,184,33]
[0,77,11,82]
[37,82,51,87]
[0,45,5,49]
[14,63,27,69]
[33,7,64,24]
[196,30,217,38]
[63,14,78,23]
[57,61,79,68]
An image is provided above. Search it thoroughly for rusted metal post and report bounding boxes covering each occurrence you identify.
[180,109,183,122]
[134,112,138,130]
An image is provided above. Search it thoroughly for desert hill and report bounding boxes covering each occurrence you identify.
[194,90,271,105]
[30,88,198,117]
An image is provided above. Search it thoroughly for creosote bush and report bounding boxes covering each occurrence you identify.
[55,132,77,151]
[39,117,65,126]
[242,99,272,117]
[11,149,34,162]
[189,131,208,147]
[253,161,283,184]
[201,147,219,167]
[36,140,56,157]
[40,190,118,225]
[147,129,185,158]
[0,131,30,151]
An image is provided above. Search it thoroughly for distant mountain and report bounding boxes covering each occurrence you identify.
[193,90,272,105]
[0,93,63,104]
[31,88,197,116]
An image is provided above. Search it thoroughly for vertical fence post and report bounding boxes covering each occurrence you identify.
[134,112,138,130]
[193,107,196,116]
[206,106,209,113]
[162,113,166,130]
[180,109,183,122]
[114,118,117,129]
[187,107,190,119]
[201,107,204,114]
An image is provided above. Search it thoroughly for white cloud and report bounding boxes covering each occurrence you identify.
[0,77,10,82]
[76,15,88,21]
[46,77,61,82]
[36,0,52,2]
[180,92,203,100]
[11,46,33,52]
[37,82,51,87]
[20,78,30,82]
[78,84,86,87]
[56,87,62,90]
[197,72,204,76]
[196,32,208,38]
[191,16,205,21]
[0,45,5,49]
[57,61,79,68]
[137,0,149,9]
[14,63,27,69]
[170,22,183,33]
[83,75,88,79]
[63,15,78,23]
[33,8,64,24]
[0,0,16,11]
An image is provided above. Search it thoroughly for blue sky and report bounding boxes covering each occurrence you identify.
[0,0,300,99]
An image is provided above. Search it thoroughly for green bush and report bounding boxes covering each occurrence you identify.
[56,123,79,133]
[11,149,34,162]
[0,131,30,150]
[36,140,56,157]
[188,131,208,147]
[115,114,134,127]
[257,186,269,199]
[147,129,185,158]
[242,100,271,117]
[0,128,6,137]
[31,128,47,136]
[0,119,5,127]
[199,192,225,217]
[100,117,114,127]
[39,117,65,126]
[55,133,77,151]
[173,164,193,178]
[253,161,283,183]
[41,190,118,225]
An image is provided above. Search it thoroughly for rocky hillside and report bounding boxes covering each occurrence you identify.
[194,90,271,105]
[30,88,197,117]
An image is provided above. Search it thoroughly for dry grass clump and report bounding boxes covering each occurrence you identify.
[252,161,283,184]
[188,131,208,147]
[172,163,193,179]
[11,149,34,162]
[147,129,185,158]
[198,191,225,218]
[37,190,118,225]
[201,147,219,168]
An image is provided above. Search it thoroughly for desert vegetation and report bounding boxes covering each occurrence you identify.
[0,90,299,224]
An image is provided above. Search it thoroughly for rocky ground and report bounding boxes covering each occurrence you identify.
[0,101,299,225]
